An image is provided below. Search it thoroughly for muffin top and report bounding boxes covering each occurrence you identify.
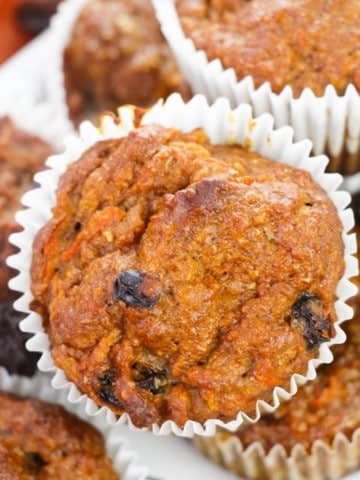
[225,268,360,454]
[0,391,118,479]
[0,116,52,302]
[63,0,190,125]
[30,124,344,428]
[176,0,360,96]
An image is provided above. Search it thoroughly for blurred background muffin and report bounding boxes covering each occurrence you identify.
[176,0,360,97]
[0,391,119,478]
[0,116,52,303]
[63,0,191,126]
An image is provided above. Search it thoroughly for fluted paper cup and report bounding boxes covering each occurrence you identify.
[8,94,358,437]
[152,0,360,175]
[0,367,149,480]
[193,429,360,480]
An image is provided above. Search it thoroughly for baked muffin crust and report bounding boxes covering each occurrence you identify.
[0,392,118,479]
[63,0,190,125]
[176,0,360,97]
[31,124,344,427]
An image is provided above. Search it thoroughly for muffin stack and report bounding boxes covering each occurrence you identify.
[1,0,359,479]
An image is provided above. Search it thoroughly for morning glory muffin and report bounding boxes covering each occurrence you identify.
[0,391,118,479]
[0,116,52,303]
[176,0,360,97]
[63,0,190,126]
[30,124,344,428]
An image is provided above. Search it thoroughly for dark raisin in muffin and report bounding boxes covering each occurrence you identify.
[0,116,52,303]
[176,0,360,97]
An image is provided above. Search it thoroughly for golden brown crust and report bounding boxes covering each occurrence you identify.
[63,0,190,126]
[31,124,344,428]
[176,0,360,97]
[0,392,118,479]
[0,117,52,303]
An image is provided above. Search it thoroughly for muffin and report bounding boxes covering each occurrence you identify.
[0,391,118,479]
[175,0,360,97]
[63,0,190,126]
[29,116,345,429]
[0,116,52,303]
[193,270,360,480]
[0,302,40,377]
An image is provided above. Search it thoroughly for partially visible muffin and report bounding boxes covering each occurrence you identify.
[176,0,360,97]
[30,123,344,428]
[63,0,190,126]
[0,116,52,303]
[0,391,118,479]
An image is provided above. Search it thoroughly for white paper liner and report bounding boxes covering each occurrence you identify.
[7,94,359,437]
[152,0,360,175]
[0,367,149,480]
[0,93,69,151]
[45,0,90,136]
[193,428,360,480]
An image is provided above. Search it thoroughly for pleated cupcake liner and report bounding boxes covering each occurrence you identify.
[193,428,360,480]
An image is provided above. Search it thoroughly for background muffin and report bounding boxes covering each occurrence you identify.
[0,391,118,479]
[176,0,360,97]
[153,0,360,175]
[63,0,190,125]
[0,116,52,303]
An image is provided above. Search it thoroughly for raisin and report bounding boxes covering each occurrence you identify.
[132,364,168,395]
[290,292,331,349]
[97,369,123,408]
[113,270,159,309]
[0,302,40,377]
[350,191,360,226]
[24,452,47,472]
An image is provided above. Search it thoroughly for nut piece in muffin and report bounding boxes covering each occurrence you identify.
[63,0,191,126]
[30,123,344,428]
[0,391,118,479]
[176,0,360,97]
[0,116,52,303]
